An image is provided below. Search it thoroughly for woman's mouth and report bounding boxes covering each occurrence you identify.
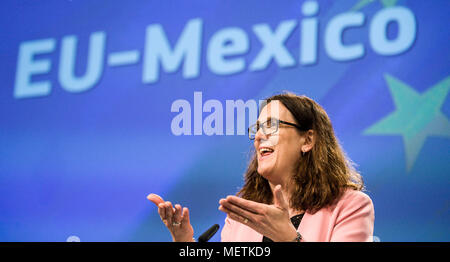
[259,147,274,159]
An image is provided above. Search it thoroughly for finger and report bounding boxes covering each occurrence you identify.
[273,185,288,209]
[224,196,265,214]
[220,205,252,226]
[181,207,190,225]
[147,193,165,206]
[220,200,259,224]
[173,204,182,223]
[165,202,174,225]
[158,203,166,220]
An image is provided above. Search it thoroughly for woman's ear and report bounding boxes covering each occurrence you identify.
[301,130,315,153]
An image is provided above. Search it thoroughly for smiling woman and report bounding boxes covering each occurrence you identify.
[220,93,374,242]
[148,92,374,242]
[240,93,365,213]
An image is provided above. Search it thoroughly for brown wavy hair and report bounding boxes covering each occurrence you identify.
[238,93,364,213]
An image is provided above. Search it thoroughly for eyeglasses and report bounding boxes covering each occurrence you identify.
[248,118,303,140]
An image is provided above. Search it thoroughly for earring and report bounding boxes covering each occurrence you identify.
[302,151,305,156]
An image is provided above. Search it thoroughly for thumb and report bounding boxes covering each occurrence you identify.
[147,193,165,206]
[273,185,288,210]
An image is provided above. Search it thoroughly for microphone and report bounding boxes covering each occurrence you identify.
[198,224,220,242]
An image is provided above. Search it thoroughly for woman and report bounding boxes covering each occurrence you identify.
[148,93,374,242]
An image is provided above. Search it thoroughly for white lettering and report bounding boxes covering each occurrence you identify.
[13,3,419,98]
[194,91,203,135]
[370,6,416,55]
[207,27,249,75]
[325,12,365,61]
[203,99,224,136]
[59,31,106,93]
[143,18,202,83]
[300,0,319,65]
[249,20,297,71]
[171,92,261,137]
[14,39,55,98]
[225,99,258,135]
[171,99,192,136]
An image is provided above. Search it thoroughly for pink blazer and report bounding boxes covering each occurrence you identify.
[221,189,375,242]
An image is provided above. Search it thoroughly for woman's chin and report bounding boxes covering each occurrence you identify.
[257,166,273,180]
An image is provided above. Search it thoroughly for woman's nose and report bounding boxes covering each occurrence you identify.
[254,128,268,142]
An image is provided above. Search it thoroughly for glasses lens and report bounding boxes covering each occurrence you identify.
[248,124,258,140]
[248,119,280,140]
[265,118,278,134]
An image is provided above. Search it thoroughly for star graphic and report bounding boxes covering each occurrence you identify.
[363,74,450,172]
[351,0,398,11]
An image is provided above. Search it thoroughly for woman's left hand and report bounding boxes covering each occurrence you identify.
[218,185,299,242]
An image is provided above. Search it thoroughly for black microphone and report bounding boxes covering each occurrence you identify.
[198,224,220,242]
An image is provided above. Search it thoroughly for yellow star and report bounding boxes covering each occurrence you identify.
[351,0,398,11]
[363,74,450,172]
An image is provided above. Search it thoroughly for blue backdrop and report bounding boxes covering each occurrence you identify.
[0,0,449,242]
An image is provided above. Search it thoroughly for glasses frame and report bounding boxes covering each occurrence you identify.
[248,118,303,140]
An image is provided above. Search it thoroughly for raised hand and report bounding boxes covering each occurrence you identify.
[147,193,194,242]
[218,185,298,242]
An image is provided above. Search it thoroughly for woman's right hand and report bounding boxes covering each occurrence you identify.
[147,193,194,242]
